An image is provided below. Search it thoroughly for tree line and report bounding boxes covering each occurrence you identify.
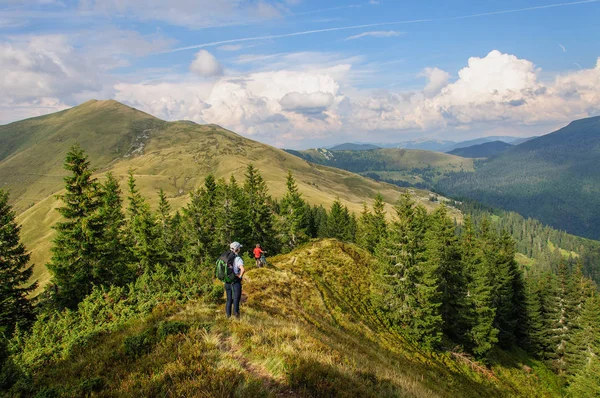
[1,144,599,396]
[452,200,600,284]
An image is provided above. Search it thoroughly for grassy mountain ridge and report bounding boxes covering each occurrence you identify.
[285,147,474,189]
[437,116,600,239]
[6,240,560,397]
[0,100,452,292]
[0,100,166,213]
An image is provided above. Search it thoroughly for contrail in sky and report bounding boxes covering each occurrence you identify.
[164,0,598,54]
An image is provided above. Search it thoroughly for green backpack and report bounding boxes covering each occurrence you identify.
[215,251,237,283]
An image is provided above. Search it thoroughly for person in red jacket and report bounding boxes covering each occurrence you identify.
[253,244,266,267]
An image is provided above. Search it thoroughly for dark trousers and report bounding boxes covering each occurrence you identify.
[225,281,242,318]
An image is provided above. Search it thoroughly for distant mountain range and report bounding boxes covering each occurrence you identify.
[328,143,381,151]
[325,136,534,153]
[448,141,514,158]
[440,136,528,152]
[437,116,600,240]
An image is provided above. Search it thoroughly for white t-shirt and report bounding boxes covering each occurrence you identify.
[233,255,244,276]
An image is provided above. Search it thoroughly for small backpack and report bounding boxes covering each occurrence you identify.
[215,251,237,283]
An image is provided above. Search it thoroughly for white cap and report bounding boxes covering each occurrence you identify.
[230,241,242,251]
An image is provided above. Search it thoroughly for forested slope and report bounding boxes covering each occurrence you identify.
[437,116,600,239]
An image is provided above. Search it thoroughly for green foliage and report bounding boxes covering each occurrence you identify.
[453,200,600,285]
[243,164,278,252]
[12,263,212,372]
[565,295,600,376]
[375,193,442,349]
[426,205,466,340]
[566,355,600,397]
[437,116,600,240]
[277,171,310,252]
[156,321,189,340]
[323,198,355,242]
[356,193,387,253]
[123,327,156,358]
[96,172,130,285]
[0,190,36,335]
[47,144,105,309]
[126,170,162,273]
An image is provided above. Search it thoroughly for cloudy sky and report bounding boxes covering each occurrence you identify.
[1,0,599,148]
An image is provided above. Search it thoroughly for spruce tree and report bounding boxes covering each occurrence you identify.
[325,198,353,241]
[426,205,465,340]
[47,145,104,308]
[566,356,600,397]
[182,175,222,264]
[155,188,179,268]
[0,190,37,334]
[309,205,328,238]
[357,194,387,253]
[125,171,160,273]
[521,274,545,356]
[219,176,250,247]
[376,193,441,349]
[565,295,600,377]
[493,231,519,348]
[243,165,276,250]
[462,217,498,358]
[277,171,309,251]
[537,271,569,373]
[95,172,129,285]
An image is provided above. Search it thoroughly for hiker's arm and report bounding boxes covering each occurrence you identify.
[238,264,245,279]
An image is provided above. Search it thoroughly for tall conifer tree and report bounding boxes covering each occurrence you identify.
[95,172,128,284]
[0,190,36,334]
[243,165,276,250]
[462,217,498,357]
[376,193,441,348]
[325,199,353,241]
[426,205,465,340]
[47,145,104,308]
[277,171,309,251]
[126,171,160,273]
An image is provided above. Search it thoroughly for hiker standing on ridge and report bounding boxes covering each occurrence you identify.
[253,244,266,267]
[222,241,244,318]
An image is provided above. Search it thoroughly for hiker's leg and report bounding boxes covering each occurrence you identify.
[233,282,242,317]
[255,258,261,268]
[225,283,233,318]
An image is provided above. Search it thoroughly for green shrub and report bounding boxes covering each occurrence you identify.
[207,283,224,303]
[33,387,60,398]
[123,327,156,358]
[157,321,188,340]
[76,377,104,395]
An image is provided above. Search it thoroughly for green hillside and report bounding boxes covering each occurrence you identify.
[2,240,561,397]
[285,147,475,189]
[437,116,600,240]
[0,100,452,291]
[448,141,513,158]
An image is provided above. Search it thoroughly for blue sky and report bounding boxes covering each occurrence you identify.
[1,0,599,148]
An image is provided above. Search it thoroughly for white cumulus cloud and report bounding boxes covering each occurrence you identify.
[190,50,223,77]
[419,67,450,97]
[280,92,335,113]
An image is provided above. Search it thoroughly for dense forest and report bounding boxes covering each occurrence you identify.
[437,116,600,240]
[1,145,599,396]
[447,141,513,158]
[452,201,600,284]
